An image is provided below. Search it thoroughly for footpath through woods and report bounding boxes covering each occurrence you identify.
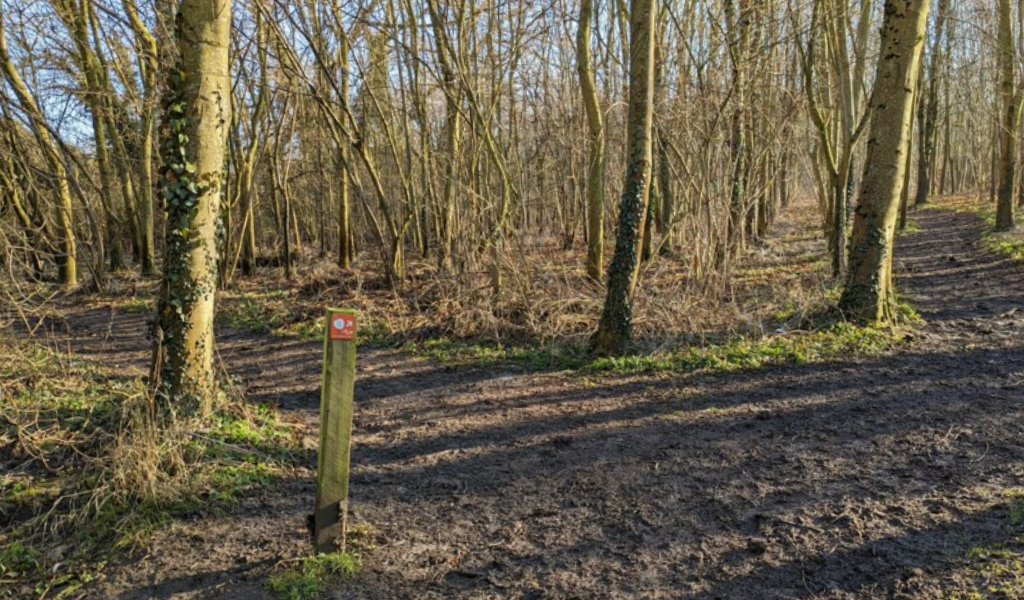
[54,205,1024,599]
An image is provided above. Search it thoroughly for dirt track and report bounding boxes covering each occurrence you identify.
[54,206,1024,599]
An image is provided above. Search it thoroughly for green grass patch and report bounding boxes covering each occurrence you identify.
[217,291,293,334]
[120,296,155,314]
[947,493,1024,600]
[268,552,361,600]
[898,220,922,235]
[986,233,1024,262]
[218,291,396,349]
[276,315,398,348]
[0,542,43,578]
[931,197,1024,263]
[967,203,1024,262]
[221,295,399,349]
[954,543,1024,600]
[402,309,914,378]
[406,338,590,371]
[587,321,905,375]
[1011,495,1024,527]
[0,334,303,599]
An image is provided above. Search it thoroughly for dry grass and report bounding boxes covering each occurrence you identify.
[213,197,833,354]
[0,322,301,599]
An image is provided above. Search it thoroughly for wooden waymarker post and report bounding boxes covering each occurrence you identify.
[314,308,357,553]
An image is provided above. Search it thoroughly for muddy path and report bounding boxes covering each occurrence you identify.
[48,206,1024,599]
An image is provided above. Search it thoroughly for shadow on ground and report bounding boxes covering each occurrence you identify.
[45,205,1024,599]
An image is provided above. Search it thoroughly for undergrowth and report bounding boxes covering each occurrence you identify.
[0,332,304,599]
[408,310,915,377]
[586,320,909,375]
[986,232,1024,263]
[198,199,836,354]
[217,290,398,347]
[209,207,913,380]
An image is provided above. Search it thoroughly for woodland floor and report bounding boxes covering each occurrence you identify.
[37,203,1024,599]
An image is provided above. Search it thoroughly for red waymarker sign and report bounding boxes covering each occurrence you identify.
[329,313,357,341]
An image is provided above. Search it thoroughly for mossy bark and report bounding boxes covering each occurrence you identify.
[577,0,606,282]
[591,0,656,356]
[153,0,232,417]
[840,0,931,324]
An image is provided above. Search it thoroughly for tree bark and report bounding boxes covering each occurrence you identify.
[913,0,948,207]
[124,0,160,276]
[152,0,232,417]
[0,6,78,287]
[578,0,606,282]
[841,0,931,324]
[592,0,657,356]
[996,0,1018,231]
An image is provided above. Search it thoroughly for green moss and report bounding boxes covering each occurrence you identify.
[268,552,361,600]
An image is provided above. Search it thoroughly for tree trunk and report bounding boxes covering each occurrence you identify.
[900,80,919,230]
[578,0,605,282]
[152,0,232,417]
[591,0,657,356]
[725,0,749,258]
[124,0,159,275]
[996,0,1017,231]
[0,7,77,287]
[914,0,949,207]
[841,0,931,324]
